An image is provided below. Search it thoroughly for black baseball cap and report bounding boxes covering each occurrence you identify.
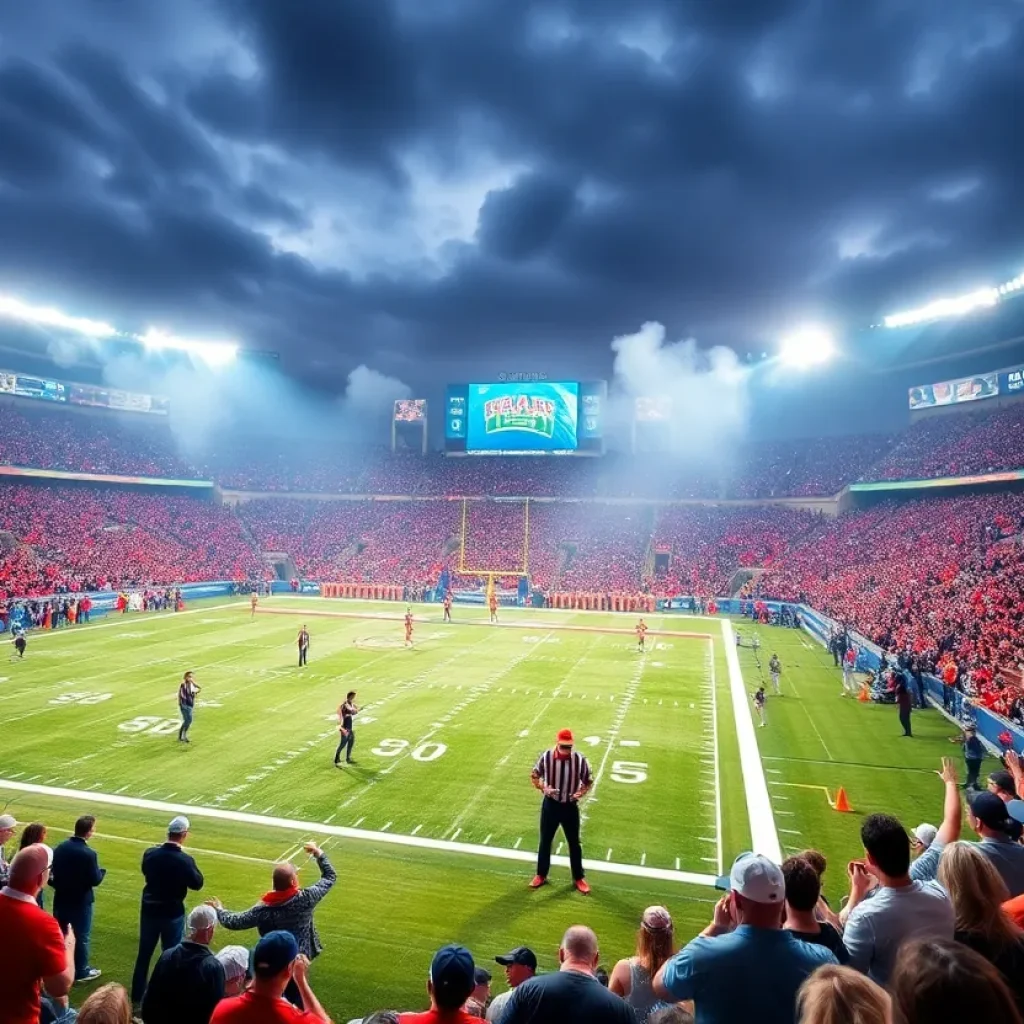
[474,967,492,985]
[495,947,537,971]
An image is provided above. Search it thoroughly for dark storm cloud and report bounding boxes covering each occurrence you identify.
[0,0,1021,386]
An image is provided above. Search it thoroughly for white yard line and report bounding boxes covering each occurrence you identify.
[721,619,781,862]
[446,631,597,836]
[707,638,723,877]
[0,778,718,887]
[588,650,646,803]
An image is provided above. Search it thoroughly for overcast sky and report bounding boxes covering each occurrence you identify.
[0,0,1021,393]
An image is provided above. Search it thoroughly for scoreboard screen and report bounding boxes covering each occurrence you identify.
[445,380,605,454]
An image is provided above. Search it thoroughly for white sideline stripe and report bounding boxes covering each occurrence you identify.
[721,620,781,862]
[45,824,277,867]
[0,778,719,887]
[25,601,239,642]
[708,637,723,878]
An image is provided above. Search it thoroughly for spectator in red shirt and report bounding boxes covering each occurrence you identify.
[210,930,331,1024]
[0,843,74,1024]
[399,945,485,1024]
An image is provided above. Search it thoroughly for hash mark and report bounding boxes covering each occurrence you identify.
[411,824,423,835]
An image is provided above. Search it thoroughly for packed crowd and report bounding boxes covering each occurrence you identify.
[5,751,1024,1024]
[0,485,263,597]
[238,499,460,585]
[754,493,1024,709]
[653,506,820,597]
[866,406,1024,482]
[3,397,1024,500]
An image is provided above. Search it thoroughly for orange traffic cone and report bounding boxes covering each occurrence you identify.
[834,788,853,813]
[857,683,870,702]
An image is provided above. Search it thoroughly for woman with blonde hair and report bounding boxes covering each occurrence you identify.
[938,840,1024,1011]
[797,965,890,1024]
[609,905,677,1023]
[77,983,132,1024]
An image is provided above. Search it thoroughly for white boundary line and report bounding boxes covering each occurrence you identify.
[0,778,718,888]
[19,602,241,642]
[721,620,781,862]
[708,638,724,877]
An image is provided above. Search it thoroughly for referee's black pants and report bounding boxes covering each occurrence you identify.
[537,796,584,881]
[299,647,307,667]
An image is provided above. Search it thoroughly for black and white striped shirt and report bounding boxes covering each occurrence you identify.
[533,750,592,803]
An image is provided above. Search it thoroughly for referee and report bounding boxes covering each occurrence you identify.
[530,728,592,894]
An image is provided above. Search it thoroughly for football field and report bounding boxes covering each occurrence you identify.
[0,597,992,1017]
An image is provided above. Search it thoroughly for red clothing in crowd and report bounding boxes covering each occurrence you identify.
[0,890,68,1024]
[210,990,324,1023]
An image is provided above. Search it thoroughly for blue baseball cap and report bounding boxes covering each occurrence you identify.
[430,944,476,1009]
[252,930,299,978]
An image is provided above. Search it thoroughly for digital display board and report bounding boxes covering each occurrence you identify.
[1001,366,1024,395]
[445,381,604,454]
[70,384,169,415]
[0,373,67,402]
[909,371,998,409]
[635,396,672,422]
[393,398,426,422]
[468,382,578,451]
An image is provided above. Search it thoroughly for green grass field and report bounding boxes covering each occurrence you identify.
[0,597,993,1019]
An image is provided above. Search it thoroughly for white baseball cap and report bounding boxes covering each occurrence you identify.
[0,814,17,830]
[716,852,785,904]
[912,823,937,848]
[217,945,251,981]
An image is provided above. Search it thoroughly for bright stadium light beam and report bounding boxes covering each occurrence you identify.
[778,326,836,370]
[139,328,239,367]
[0,294,117,337]
[883,286,999,328]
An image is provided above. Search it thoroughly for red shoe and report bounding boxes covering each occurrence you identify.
[574,879,591,895]
[529,875,547,889]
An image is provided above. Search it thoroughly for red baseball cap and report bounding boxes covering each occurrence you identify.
[557,729,574,744]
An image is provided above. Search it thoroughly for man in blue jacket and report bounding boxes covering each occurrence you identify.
[50,815,106,984]
[130,815,204,1008]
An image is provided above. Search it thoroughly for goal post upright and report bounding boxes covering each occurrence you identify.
[454,495,530,582]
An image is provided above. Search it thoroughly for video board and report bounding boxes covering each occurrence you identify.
[0,370,168,415]
[393,398,427,422]
[1001,366,1024,395]
[445,380,605,454]
[909,372,998,410]
[0,373,67,402]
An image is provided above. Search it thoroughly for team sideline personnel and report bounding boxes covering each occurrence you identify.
[530,729,592,894]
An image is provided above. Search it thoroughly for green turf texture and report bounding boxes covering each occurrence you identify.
[0,597,991,1019]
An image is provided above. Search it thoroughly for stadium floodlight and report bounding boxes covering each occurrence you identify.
[139,328,239,367]
[777,326,836,370]
[999,272,1024,295]
[883,287,999,329]
[0,294,117,337]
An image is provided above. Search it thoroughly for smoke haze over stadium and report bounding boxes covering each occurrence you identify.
[0,0,1022,406]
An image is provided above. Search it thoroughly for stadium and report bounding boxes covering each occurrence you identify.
[4,5,1024,1024]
